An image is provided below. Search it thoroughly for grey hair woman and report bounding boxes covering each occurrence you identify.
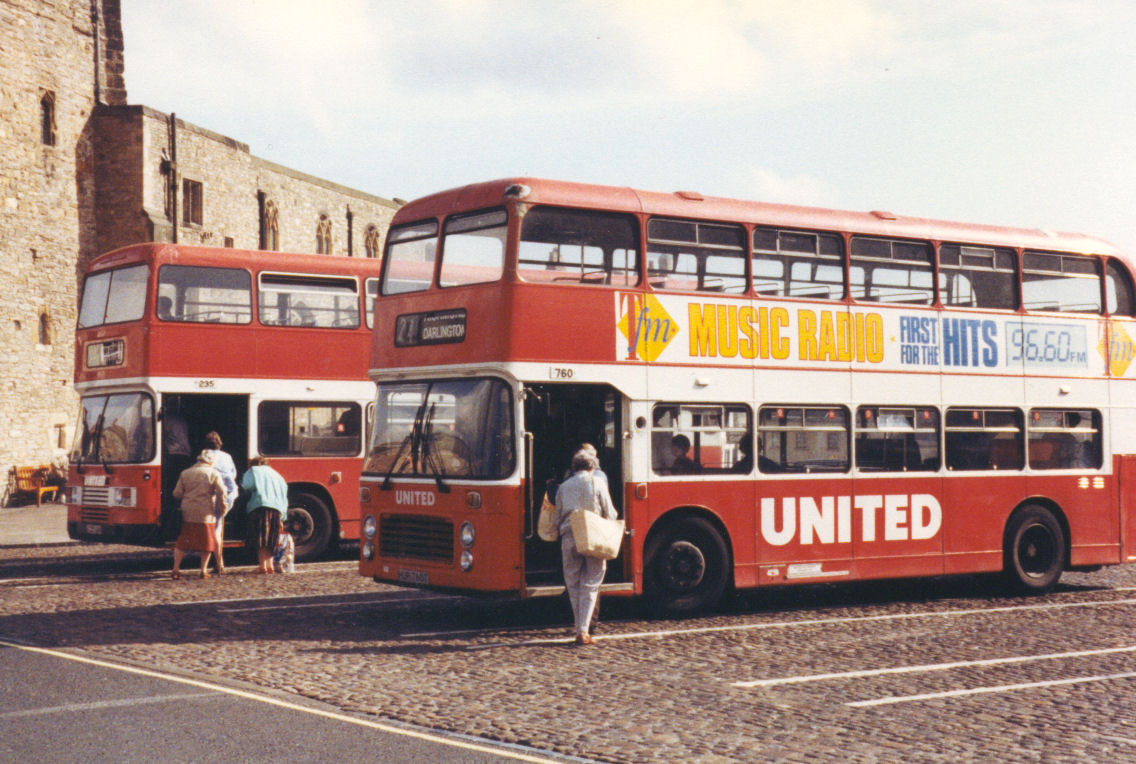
[552,449,618,645]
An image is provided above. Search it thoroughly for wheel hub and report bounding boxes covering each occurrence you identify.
[1019,524,1055,577]
[662,540,706,592]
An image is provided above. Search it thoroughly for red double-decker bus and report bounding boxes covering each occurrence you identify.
[66,243,380,560]
[358,178,1136,613]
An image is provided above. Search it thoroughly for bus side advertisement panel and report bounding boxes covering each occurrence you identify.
[615,294,1106,381]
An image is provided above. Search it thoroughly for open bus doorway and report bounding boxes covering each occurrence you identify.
[523,383,627,590]
[159,393,249,544]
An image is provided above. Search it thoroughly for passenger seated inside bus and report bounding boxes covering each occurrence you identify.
[732,437,753,474]
[669,434,701,474]
[157,295,174,320]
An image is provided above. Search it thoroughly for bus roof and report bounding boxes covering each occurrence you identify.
[86,242,384,276]
[393,177,1123,260]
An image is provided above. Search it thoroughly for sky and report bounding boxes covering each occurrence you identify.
[120,1,1136,254]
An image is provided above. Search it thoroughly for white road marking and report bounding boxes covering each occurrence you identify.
[0,639,564,763]
[734,644,1136,688]
[847,671,1136,707]
[0,691,218,718]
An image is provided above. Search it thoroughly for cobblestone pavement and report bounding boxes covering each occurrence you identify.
[3,543,1136,762]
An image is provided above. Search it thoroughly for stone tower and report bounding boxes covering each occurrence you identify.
[0,1,397,500]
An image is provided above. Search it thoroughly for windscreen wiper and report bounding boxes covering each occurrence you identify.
[380,387,432,491]
[419,402,451,494]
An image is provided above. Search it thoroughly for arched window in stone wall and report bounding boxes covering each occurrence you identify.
[40,90,56,146]
[364,225,380,258]
[264,199,279,251]
[316,214,332,254]
[38,310,53,346]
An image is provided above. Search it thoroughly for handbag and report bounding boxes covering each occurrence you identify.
[570,509,624,560]
[537,491,559,541]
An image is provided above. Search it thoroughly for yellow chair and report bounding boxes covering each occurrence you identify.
[10,466,58,506]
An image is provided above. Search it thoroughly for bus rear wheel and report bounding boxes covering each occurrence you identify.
[645,517,729,617]
[1004,505,1065,594]
[287,492,333,562]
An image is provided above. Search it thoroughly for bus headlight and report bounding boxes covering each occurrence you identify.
[363,515,377,539]
[460,550,474,571]
[109,487,136,507]
[459,521,475,548]
[362,541,375,561]
[63,486,82,505]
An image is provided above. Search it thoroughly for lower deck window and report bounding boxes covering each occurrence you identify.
[651,403,751,474]
[856,407,940,472]
[758,406,850,473]
[945,408,1023,470]
[258,401,362,456]
[1028,409,1101,469]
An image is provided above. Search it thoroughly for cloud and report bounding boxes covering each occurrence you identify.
[747,167,841,209]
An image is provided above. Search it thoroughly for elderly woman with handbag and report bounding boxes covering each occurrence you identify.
[171,451,228,580]
[553,449,620,645]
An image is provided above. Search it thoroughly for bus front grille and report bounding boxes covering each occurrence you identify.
[379,514,453,563]
[80,507,110,523]
[81,487,111,507]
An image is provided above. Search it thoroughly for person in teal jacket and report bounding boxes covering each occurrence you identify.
[241,456,289,574]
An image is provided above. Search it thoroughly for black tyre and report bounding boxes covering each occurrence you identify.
[645,517,730,616]
[287,491,333,562]
[1004,505,1065,594]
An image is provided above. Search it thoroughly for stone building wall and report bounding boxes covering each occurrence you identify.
[105,106,398,259]
[0,0,113,499]
[0,0,398,502]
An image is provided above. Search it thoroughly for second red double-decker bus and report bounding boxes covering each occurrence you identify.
[65,243,380,560]
[358,178,1136,614]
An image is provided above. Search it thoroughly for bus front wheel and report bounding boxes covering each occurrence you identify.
[644,517,729,616]
[1004,505,1065,594]
[287,492,333,562]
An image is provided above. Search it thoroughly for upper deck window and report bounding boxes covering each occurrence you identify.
[439,209,507,288]
[78,264,148,328]
[752,227,844,300]
[648,219,746,293]
[938,244,1017,310]
[1106,259,1136,316]
[157,265,252,324]
[1022,251,1101,314]
[382,220,439,295]
[364,278,378,329]
[518,207,639,286]
[851,237,934,305]
[258,273,360,328]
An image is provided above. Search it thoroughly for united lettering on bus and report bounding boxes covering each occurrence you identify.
[395,489,437,506]
[759,493,941,546]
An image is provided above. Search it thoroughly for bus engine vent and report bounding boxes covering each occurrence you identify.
[379,514,454,563]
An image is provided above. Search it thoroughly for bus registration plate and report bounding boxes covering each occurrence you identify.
[84,523,104,536]
[397,568,428,585]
